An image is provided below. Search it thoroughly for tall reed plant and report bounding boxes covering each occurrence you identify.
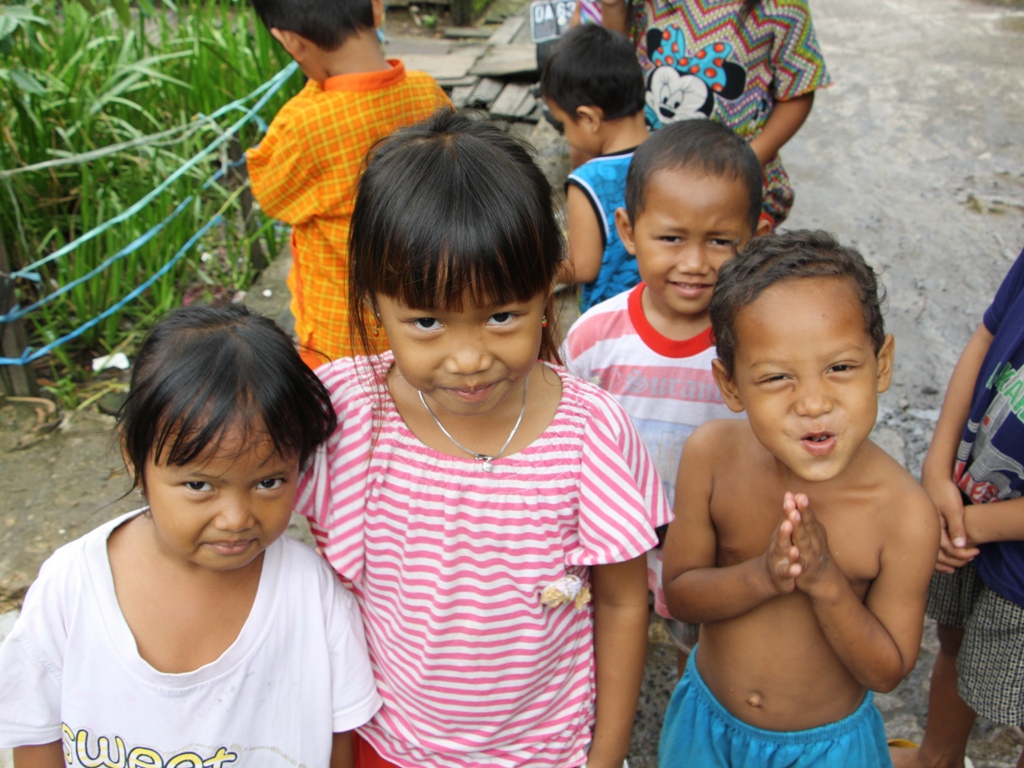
[0,0,299,377]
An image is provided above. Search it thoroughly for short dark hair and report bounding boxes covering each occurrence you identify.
[624,120,763,233]
[349,107,565,362]
[119,304,337,487]
[710,229,887,376]
[539,25,645,121]
[251,0,374,51]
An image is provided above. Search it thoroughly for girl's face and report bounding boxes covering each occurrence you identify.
[137,424,298,573]
[376,290,547,419]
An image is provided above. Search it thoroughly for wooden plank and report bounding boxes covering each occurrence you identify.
[229,137,267,272]
[517,102,542,123]
[450,83,478,107]
[466,77,504,109]
[469,43,537,77]
[400,49,480,81]
[489,82,533,118]
[0,225,39,397]
[437,75,481,90]
[488,15,525,45]
[444,27,494,39]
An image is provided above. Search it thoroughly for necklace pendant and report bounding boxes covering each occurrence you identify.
[418,379,527,474]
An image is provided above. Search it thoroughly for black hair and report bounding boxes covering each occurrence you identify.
[119,304,337,487]
[349,107,565,362]
[539,25,645,121]
[251,0,374,51]
[710,229,887,376]
[624,119,763,233]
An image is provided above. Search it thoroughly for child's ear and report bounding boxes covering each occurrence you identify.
[875,333,895,393]
[712,358,746,413]
[575,105,604,134]
[614,207,636,256]
[754,216,772,238]
[371,0,384,28]
[270,28,307,61]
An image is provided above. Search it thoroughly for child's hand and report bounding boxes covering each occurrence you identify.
[762,500,801,594]
[786,493,839,599]
[922,473,979,573]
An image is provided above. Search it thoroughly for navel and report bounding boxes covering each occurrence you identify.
[746,691,764,708]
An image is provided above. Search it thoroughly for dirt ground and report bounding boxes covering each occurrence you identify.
[2,0,1024,763]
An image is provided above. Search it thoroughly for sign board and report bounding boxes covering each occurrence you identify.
[529,0,576,44]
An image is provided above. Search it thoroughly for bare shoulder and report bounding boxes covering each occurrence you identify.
[862,440,939,542]
[689,418,758,456]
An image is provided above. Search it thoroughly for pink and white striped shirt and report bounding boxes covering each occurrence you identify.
[296,353,670,768]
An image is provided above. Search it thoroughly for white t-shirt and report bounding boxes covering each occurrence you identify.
[0,511,382,766]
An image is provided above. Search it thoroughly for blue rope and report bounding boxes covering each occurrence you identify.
[0,213,225,365]
[0,155,247,324]
[0,62,300,367]
[11,60,298,281]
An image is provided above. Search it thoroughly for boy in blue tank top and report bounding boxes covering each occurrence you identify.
[893,245,1024,768]
[539,24,649,313]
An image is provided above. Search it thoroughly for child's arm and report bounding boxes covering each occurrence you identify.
[663,428,799,623]
[330,732,354,768]
[586,555,648,768]
[560,185,606,285]
[786,492,939,692]
[963,497,1024,545]
[13,743,64,768]
[748,93,814,166]
[920,323,992,570]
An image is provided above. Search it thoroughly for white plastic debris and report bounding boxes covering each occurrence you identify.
[91,352,130,372]
[262,289,273,298]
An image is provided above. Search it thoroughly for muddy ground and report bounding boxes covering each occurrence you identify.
[2,0,1024,763]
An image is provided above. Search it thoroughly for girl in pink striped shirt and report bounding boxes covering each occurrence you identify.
[296,108,671,768]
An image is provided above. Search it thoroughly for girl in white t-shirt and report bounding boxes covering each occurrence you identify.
[295,108,671,768]
[0,305,381,767]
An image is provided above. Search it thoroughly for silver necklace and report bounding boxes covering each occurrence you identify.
[418,378,529,472]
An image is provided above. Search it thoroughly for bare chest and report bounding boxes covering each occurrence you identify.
[711,482,883,590]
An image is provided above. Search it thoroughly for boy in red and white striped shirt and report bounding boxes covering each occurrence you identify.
[563,119,770,671]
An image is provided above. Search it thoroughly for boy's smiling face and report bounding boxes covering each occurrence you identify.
[713,276,895,483]
[616,166,766,340]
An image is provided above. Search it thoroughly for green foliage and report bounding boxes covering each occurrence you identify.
[0,0,299,378]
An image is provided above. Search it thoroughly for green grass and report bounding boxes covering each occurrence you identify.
[0,0,300,380]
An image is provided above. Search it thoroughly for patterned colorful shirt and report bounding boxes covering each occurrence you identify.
[628,0,830,222]
[248,61,448,366]
[295,354,671,768]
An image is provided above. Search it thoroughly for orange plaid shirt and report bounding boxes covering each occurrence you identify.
[248,60,449,366]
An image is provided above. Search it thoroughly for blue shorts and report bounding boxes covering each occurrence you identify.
[659,652,893,768]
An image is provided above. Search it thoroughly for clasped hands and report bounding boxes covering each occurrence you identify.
[764,492,838,599]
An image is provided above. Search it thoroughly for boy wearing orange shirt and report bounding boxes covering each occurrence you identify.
[248,0,448,366]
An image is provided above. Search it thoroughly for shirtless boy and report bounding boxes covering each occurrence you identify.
[660,230,939,767]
